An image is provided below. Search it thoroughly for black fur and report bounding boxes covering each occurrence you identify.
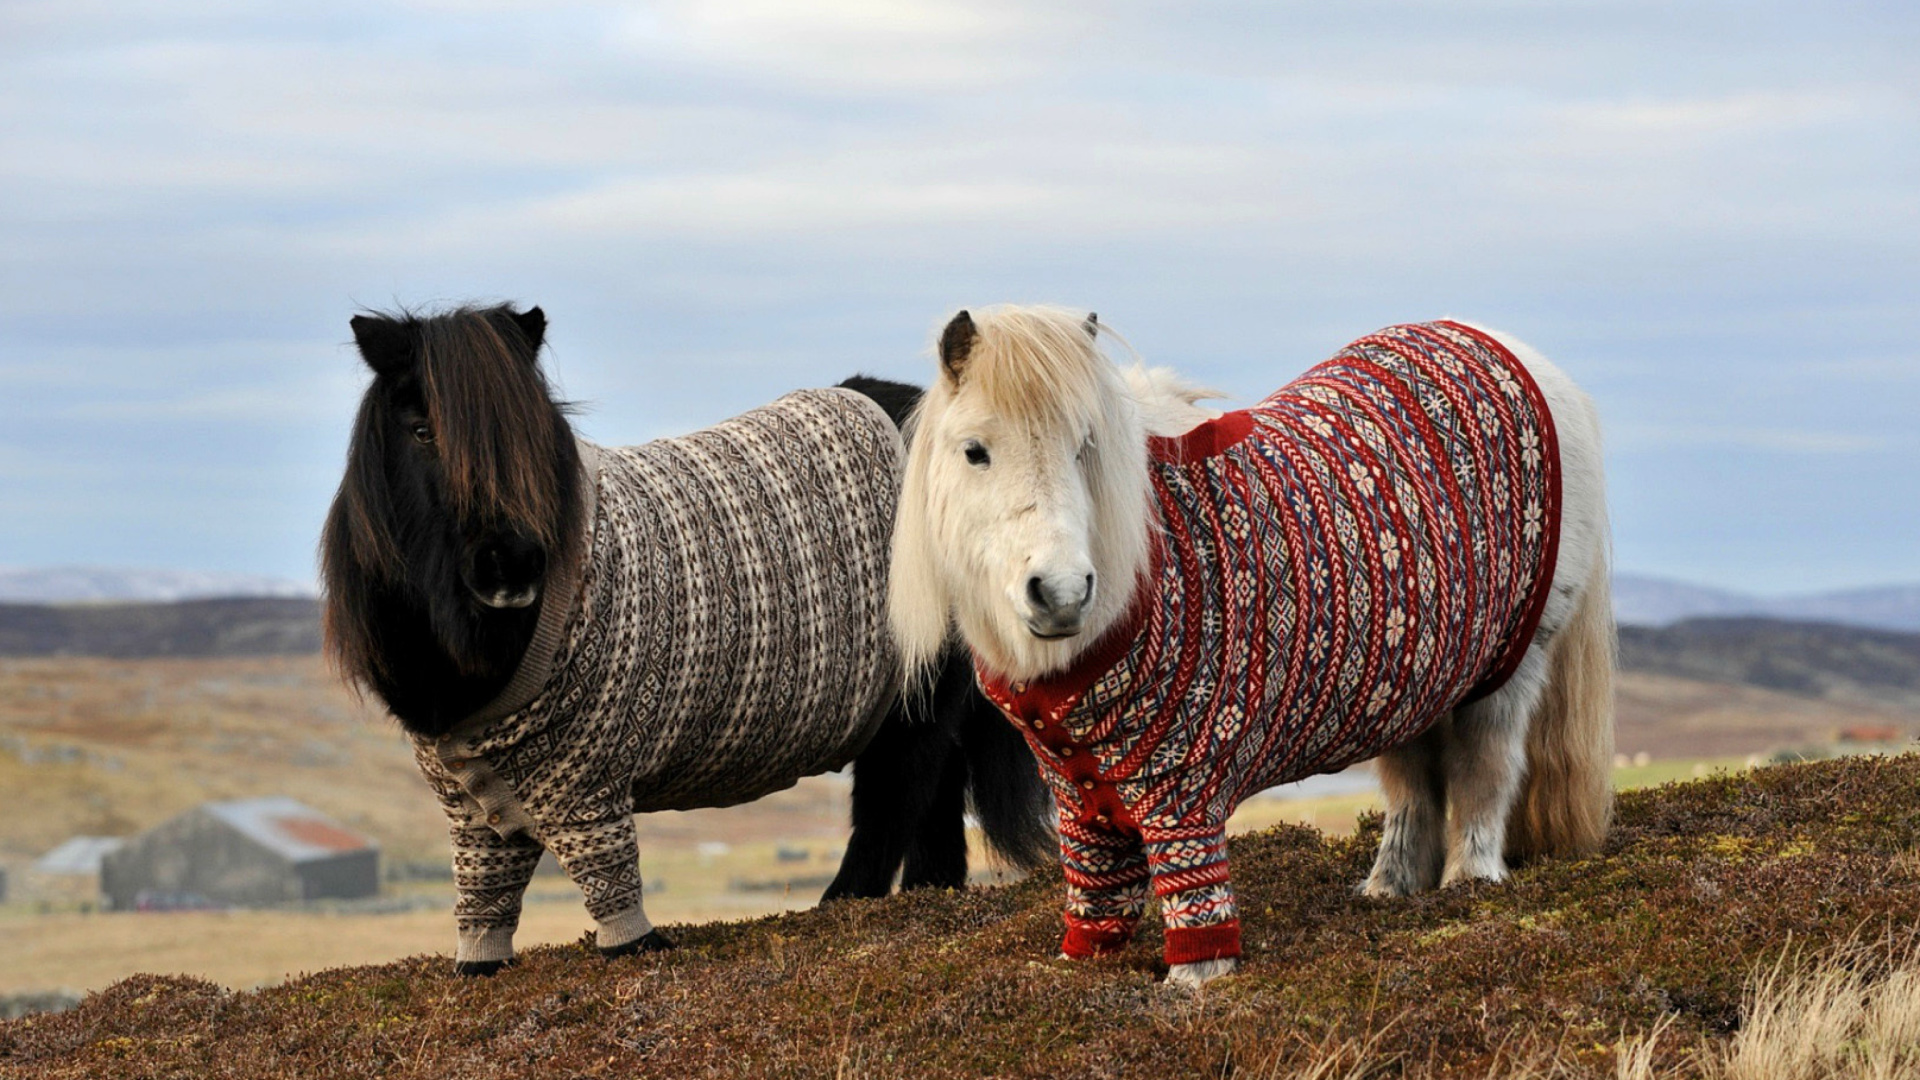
[599,929,675,958]
[326,305,579,738]
[938,311,976,383]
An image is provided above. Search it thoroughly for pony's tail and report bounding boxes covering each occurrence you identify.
[1506,550,1616,862]
[959,688,1057,871]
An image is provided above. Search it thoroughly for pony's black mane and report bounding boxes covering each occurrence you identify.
[321,304,582,737]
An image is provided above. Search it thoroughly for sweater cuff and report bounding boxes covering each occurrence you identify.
[1062,918,1135,959]
[456,924,516,964]
[596,905,655,952]
[1165,920,1241,966]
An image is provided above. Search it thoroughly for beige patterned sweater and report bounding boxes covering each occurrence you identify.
[411,388,906,963]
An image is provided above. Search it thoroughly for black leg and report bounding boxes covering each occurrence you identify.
[822,653,977,901]
[822,701,958,900]
[899,745,969,890]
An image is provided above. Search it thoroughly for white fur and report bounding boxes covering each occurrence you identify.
[1120,364,1223,438]
[1166,956,1238,990]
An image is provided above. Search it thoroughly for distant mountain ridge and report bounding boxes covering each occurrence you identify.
[0,598,321,658]
[1617,617,1920,711]
[1613,573,1920,632]
[0,566,316,605]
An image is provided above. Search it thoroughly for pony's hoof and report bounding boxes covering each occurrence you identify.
[453,958,513,978]
[1358,873,1415,899]
[600,929,675,959]
[1440,861,1508,889]
[1165,957,1238,990]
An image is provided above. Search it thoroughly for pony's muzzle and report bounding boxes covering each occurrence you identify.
[1024,572,1094,639]
[463,529,548,610]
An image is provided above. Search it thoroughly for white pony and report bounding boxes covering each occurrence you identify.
[891,305,1614,989]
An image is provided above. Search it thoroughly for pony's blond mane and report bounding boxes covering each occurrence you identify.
[892,305,1177,682]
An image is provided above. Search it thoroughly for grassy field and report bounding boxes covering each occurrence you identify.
[5,754,1918,1079]
[2,654,1914,1004]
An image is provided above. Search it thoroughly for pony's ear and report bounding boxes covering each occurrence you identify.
[1084,312,1098,339]
[512,306,547,354]
[938,310,976,384]
[349,315,413,377]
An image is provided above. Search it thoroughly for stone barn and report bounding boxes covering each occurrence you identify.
[101,797,379,910]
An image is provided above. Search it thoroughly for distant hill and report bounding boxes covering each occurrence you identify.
[1617,617,1920,711]
[1614,573,1920,632]
[0,567,315,605]
[0,598,321,658]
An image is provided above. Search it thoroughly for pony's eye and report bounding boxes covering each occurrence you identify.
[410,423,434,445]
[963,440,990,468]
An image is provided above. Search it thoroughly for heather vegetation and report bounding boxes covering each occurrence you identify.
[4,753,1916,1079]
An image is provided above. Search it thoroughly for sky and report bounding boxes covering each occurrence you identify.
[1,1,1915,594]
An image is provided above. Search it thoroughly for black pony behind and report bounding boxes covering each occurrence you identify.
[322,304,1052,972]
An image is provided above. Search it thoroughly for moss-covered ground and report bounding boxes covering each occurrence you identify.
[4,753,1918,1079]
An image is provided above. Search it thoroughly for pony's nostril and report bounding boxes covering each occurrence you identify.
[1027,575,1050,613]
[1083,573,1094,602]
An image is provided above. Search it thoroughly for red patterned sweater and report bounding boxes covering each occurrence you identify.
[979,321,1562,967]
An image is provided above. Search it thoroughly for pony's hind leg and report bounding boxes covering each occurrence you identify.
[1362,722,1449,897]
[1440,646,1551,886]
[900,748,969,889]
[822,650,970,900]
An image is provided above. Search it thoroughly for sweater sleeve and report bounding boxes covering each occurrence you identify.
[1058,816,1150,958]
[1142,823,1241,966]
[543,813,655,952]
[449,822,546,964]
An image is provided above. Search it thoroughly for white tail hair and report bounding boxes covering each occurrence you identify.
[1507,540,1616,861]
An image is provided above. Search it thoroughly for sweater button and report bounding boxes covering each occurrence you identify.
[487,811,502,825]
[450,758,468,771]
[1078,779,1094,791]
[1032,719,1046,730]
[1011,682,1027,693]
[1095,814,1110,825]
[1057,746,1072,758]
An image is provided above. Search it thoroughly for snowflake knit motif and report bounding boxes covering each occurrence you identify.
[979,322,1563,968]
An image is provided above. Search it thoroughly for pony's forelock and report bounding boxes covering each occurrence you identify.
[418,310,573,551]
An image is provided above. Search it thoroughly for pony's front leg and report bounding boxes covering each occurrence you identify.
[1058,817,1149,959]
[449,822,546,976]
[1142,824,1240,989]
[546,815,674,957]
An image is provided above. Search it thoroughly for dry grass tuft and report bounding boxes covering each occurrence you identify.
[1613,939,1920,1080]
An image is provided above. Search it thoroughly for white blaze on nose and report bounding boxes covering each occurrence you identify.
[481,585,541,609]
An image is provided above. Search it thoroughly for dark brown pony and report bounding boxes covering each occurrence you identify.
[322,304,1052,969]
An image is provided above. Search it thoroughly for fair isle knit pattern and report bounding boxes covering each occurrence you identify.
[413,388,906,963]
[980,322,1562,968]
